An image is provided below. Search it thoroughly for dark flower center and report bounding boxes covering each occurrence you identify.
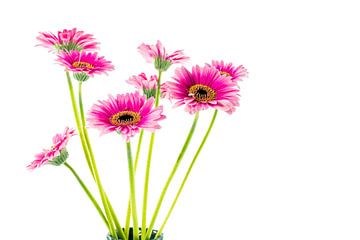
[72,61,94,69]
[110,111,141,126]
[188,84,216,103]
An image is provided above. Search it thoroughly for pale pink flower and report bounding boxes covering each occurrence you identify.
[164,65,240,114]
[37,28,99,52]
[127,73,158,98]
[208,60,248,81]
[138,40,189,71]
[87,92,166,141]
[27,127,76,170]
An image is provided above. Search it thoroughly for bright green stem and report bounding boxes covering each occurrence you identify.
[155,70,162,107]
[78,81,126,240]
[134,130,145,170]
[78,81,86,127]
[155,110,218,239]
[66,72,94,178]
[125,130,144,237]
[68,75,117,239]
[142,70,162,238]
[127,142,139,240]
[64,162,109,228]
[145,112,200,240]
[142,133,155,236]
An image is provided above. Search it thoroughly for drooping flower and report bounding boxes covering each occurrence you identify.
[27,127,76,170]
[57,50,114,81]
[138,40,189,71]
[164,65,240,114]
[126,73,158,99]
[207,60,248,81]
[36,28,99,52]
[87,92,166,141]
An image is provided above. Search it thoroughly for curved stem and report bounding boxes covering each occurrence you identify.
[67,72,118,235]
[127,141,139,240]
[125,130,144,237]
[64,162,109,228]
[155,110,218,238]
[145,112,200,240]
[78,81,126,240]
[68,77,116,238]
[142,70,162,238]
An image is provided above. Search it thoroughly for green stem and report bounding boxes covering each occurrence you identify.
[155,110,218,239]
[67,72,118,235]
[127,142,140,240]
[134,130,145,170]
[66,72,94,179]
[68,76,116,238]
[78,81,86,127]
[142,70,162,238]
[155,70,162,107]
[125,130,144,237]
[142,133,154,236]
[78,81,126,240]
[145,112,200,240]
[64,162,109,228]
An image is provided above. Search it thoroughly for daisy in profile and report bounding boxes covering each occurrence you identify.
[27,127,76,170]
[208,60,248,82]
[57,50,114,81]
[127,73,158,99]
[164,65,240,114]
[37,28,99,52]
[138,40,189,71]
[87,92,165,141]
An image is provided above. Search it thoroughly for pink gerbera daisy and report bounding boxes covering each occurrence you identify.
[126,73,158,99]
[27,127,76,170]
[57,50,114,81]
[208,60,248,81]
[37,28,99,52]
[87,92,166,141]
[164,65,240,114]
[138,40,189,71]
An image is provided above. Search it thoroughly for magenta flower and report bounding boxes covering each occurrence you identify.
[37,28,99,52]
[208,60,248,81]
[126,73,158,98]
[164,65,240,114]
[27,127,76,170]
[57,50,114,81]
[87,92,166,141]
[138,40,189,71]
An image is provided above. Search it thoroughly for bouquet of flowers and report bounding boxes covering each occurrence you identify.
[28,28,248,240]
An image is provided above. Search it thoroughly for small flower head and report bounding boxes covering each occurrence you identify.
[208,60,248,81]
[127,73,158,99]
[164,65,240,114]
[87,92,166,141]
[36,28,99,52]
[57,51,114,81]
[27,127,76,170]
[138,40,189,71]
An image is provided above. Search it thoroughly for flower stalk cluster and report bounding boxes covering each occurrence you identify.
[28,28,247,240]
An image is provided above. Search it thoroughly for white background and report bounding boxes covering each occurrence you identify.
[0,0,359,239]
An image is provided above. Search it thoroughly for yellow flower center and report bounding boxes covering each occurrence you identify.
[219,71,231,77]
[110,111,141,126]
[72,61,94,69]
[188,84,216,103]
